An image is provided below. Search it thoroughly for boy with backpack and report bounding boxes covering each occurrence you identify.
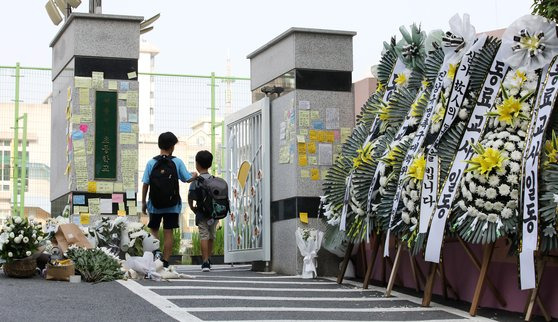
[188,150,230,272]
[141,132,197,268]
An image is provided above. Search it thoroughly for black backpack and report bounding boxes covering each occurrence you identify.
[149,155,180,209]
[197,175,230,220]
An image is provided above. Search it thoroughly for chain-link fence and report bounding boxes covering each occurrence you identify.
[0,64,252,228]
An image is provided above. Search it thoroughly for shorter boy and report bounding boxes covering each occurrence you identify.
[188,150,218,272]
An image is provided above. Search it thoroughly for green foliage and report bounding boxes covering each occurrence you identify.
[213,227,224,256]
[532,0,558,22]
[0,216,46,263]
[158,229,182,255]
[65,247,124,283]
[190,231,201,256]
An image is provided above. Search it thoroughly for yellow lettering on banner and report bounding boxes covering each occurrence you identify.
[300,212,308,224]
[311,168,320,181]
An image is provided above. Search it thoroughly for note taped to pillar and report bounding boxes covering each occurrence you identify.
[95,91,118,180]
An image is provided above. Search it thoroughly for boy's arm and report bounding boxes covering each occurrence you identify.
[142,183,149,215]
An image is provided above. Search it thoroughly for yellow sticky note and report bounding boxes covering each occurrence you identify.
[300,212,308,224]
[300,169,310,178]
[80,213,90,225]
[87,181,97,193]
[317,131,326,142]
[308,141,317,154]
[311,168,320,181]
[297,142,307,154]
[298,154,308,166]
[117,210,127,217]
[325,131,335,143]
[309,130,318,141]
[108,80,118,90]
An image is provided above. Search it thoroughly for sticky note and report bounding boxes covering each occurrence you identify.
[118,202,125,210]
[300,169,310,178]
[297,135,306,143]
[120,81,129,91]
[108,80,118,90]
[100,199,113,214]
[311,168,320,181]
[117,210,127,217]
[325,131,335,143]
[300,212,308,224]
[309,130,318,141]
[119,122,132,133]
[310,110,320,120]
[308,141,317,154]
[127,71,137,79]
[297,143,307,154]
[126,200,136,207]
[87,181,97,193]
[96,182,114,193]
[79,88,89,105]
[299,154,308,167]
[118,92,128,100]
[308,156,317,165]
[299,129,308,136]
[298,101,310,110]
[113,183,123,192]
[112,193,124,203]
[74,77,92,88]
[73,195,85,205]
[120,133,136,145]
[80,213,90,225]
[128,207,137,215]
[126,190,135,199]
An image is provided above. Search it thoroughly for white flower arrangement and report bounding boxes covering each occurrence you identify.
[0,215,46,263]
[453,68,538,243]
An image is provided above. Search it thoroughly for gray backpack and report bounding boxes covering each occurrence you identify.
[197,175,230,220]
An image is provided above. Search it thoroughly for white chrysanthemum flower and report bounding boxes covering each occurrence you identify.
[475,199,485,208]
[38,236,43,241]
[506,200,518,209]
[410,190,419,201]
[517,141,525,150]
[468,206,477,217]
[486,188,497,200]
[14,236,21,244]
[476,186,486,195]
[510,151,522,161]
[26,251,31,257]
[510,189,519,199]
[509,87,519,96]
[402,212,411,224]
[9,232,14,238]
[510,162,520,173]
[8,252,13,257]
[469,182,477,194]
[14,217,22,224]
[380,176,387,187]
[409,180,416,189]
[487,213,498,223]
[465,190,473,201]
[459,108,468,120]
[410,217,418,225]
[458,200,467,211]
[430,122,441,134]
[23,237,29,243]
[477,212,488,220]
[488,175,499,187]
[499,184,510,196]
[407,200,415,210]
[465,172,472,181]
[477,175,487,184]
[502,208,513,219]
[517,130,526,137]
[493,202,504,211]
[484,201,494,211]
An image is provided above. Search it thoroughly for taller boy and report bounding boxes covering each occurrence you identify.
[142,132,197,267]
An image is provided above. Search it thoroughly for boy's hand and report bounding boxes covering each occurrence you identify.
[191,172,198,179]
[142,201,147,215]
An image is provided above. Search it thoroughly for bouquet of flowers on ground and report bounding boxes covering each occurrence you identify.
[0,216,46,262]
[65,245,124,283]
[89,216,127,254]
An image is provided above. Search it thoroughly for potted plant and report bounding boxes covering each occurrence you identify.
[0,215,46,278]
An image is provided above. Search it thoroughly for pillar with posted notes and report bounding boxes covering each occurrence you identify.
[247,28,356,275]
[50,13,143,225]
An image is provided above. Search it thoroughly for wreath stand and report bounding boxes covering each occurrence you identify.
[468,242,498,316]
[523,254,557,322]
[384,239,426,296]
[336,241,368,284]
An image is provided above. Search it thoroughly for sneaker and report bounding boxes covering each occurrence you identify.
[201,261,210,272]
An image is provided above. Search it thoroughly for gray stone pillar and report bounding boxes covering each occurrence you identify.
[50,13,142,223]
[247,28,356,275]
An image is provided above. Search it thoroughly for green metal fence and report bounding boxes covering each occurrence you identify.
[0,63,251,222]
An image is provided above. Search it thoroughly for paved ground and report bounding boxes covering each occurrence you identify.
[0,264,545,321]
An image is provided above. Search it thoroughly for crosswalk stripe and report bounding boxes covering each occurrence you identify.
[178,307,436,313]
[171,274,312,280]
[147,285,376,292]
[164,295,401,301]
[159,279,337,285]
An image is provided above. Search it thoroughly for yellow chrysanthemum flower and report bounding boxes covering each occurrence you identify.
[376,82,385,93]
[421,79,430,88]
[394,73,408,86]
[544,131,558,167]
[353,143,374,168]
[465,143,507,177]
[447,63,458,81]
[432,106,446,124]
[514,70,527,86]
[495,97,522,125]
[407,154,426,182]
[378,104,391,121]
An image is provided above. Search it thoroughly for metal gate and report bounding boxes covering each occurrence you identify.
[224,97,270,263]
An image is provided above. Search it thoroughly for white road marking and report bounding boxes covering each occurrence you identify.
[171,274,312,280]
[164,295,401,301]
[163,279,337,285]
[180,307,436,313]
[147,285,376,292]
[117,279,200,322]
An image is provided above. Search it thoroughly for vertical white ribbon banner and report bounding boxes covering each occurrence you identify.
[424,45,513,263]
[419,35,489,233]
[383,62,450,257]
[339,58,406,231]
[519,58,558,290]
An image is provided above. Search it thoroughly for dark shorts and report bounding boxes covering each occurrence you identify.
[147,213,179,230]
